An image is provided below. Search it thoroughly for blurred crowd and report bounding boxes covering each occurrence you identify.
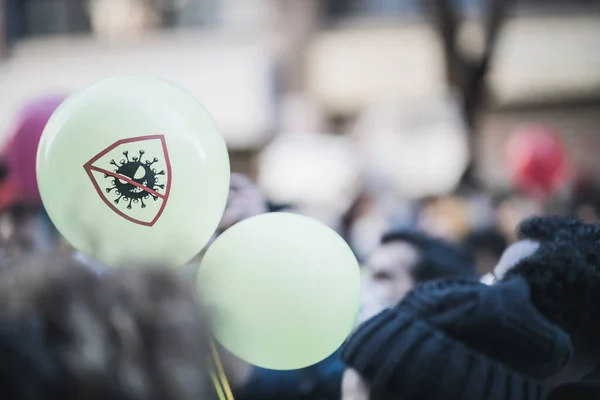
[0,91,598,400]
[2,2,600,399]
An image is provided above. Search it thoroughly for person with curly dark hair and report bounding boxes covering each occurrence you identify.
[0,252,218,400]
[497,216,600,398]
[466,215,600,398]
[340,216,600,400]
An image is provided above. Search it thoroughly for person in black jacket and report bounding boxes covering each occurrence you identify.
[548,367,600,400]
[479,215,600,398]
[341,276,572,400]
[500,216,600,397]
[341,215,600,399]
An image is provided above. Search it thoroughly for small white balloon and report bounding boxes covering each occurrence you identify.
[354,94,469,199]
[258,132,362,214]
[198,212,361,370]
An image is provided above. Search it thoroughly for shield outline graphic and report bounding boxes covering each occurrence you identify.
[83,134,172,227]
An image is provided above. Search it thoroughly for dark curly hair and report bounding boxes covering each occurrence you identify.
[381,230,477,283]
[0,252,217,400]
[503,216,600,348]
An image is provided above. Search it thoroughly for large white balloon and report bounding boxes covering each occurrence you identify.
[37,75,230,268]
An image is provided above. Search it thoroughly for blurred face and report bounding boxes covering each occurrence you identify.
[577,203,600,223]
[0,211,38,254]
[357,241,419,324]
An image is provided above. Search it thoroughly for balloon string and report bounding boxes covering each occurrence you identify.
[211,371,227,400]
[209,337,235,400]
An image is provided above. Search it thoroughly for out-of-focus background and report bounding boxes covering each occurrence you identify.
[1,0,600,264]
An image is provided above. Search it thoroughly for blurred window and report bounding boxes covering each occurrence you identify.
[516,0,600,13]
[322,0,488,20]
[9,0,223,40]
[323,0,600,21]
[21,0,91,37]
[324,0,422,19]
[518,0,600,4]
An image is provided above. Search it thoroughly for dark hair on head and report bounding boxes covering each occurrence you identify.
[570,187,600,217]
[491,189,536,209]
[0,252,217,400]
[0,314,61,400]
[462,229,507,259]
[504,216,600,348]
[0,158,9,182]
[381,230,476,283]
[4,203,39,223]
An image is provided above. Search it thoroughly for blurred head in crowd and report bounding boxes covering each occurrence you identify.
[0,96,65,256]
[3,96,64,205]
[342,192,388,263]
[493,191,543,243]
[181,173,268,279]
[0,252,216,400]
[218,173,268,234]
[570,188,600,223]
[0,203,41,257]
[357,230,476,324]
[501,216,600,386]
[462,228,507,276]
[417,196,471,241]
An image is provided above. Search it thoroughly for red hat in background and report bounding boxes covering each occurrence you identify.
[0,96,65,213]
[505,125,571,199]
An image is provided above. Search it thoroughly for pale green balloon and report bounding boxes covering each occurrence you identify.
[197,212,361,370]
[37,75,230,268]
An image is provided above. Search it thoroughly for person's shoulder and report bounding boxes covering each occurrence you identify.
[548,369,600,400]
[549,380,600,400]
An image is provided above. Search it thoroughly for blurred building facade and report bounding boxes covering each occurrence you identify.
[1,0,599,187]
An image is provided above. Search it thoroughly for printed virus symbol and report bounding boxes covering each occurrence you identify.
[104,150,166,210]
[84,134,172,227]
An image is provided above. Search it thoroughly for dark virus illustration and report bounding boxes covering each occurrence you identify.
[84,134,172,227]
[104,150,165,210]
